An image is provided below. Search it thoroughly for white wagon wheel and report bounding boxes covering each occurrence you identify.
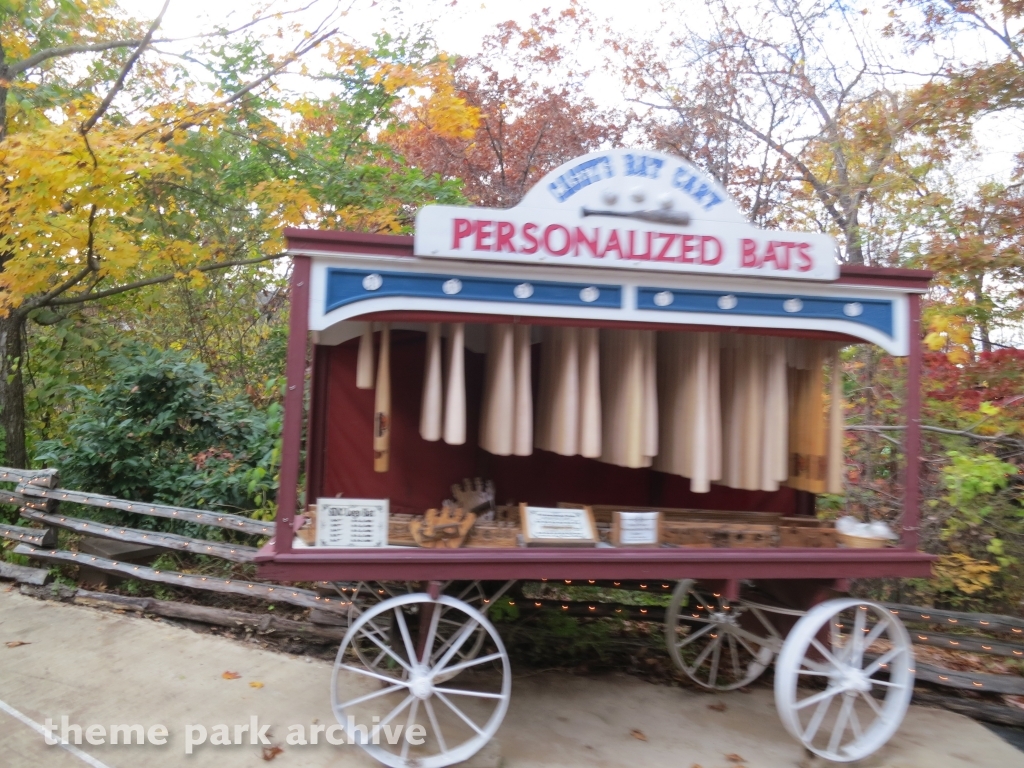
[345,582,492,674]
[774,598,915,763]
[665,579,778,690]
[333,592,512,768]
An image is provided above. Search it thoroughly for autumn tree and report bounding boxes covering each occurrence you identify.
[0,2,476,467]
[389,5,626,207]
[610,0,972,263]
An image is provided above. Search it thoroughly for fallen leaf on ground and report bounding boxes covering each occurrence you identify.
[725,755,746,763]
[630,729,647,741]
[222,671,241,680]
[691,764,703,768]
[5,641,30,648]
[261,745,283,761]
[249,681,264,689]
[708,701,727,711]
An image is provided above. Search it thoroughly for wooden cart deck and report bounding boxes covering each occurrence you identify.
[255,541,934,582]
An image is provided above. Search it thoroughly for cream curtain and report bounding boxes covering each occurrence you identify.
[599,329,657,469]
[418,323,844,494]
[785,339,828,492]
[655,332,721,492]
[717,335,791,491]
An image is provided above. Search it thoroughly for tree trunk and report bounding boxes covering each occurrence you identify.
[0,311,28,468]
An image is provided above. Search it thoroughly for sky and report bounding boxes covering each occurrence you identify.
[116,0,1021,184]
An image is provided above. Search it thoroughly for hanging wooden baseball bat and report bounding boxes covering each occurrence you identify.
[373,324,391,472]
[443,323,466,445]
[420,323,443,441]
[356,322,375,389]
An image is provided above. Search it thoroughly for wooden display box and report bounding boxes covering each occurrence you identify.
[660,522,778,549]
[559,502,782,526]
[779,525,838,548]
[388,514,417,546]
[465,522,521,548]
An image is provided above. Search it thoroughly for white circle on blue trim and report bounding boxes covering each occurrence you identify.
[783,298,803,313]
[442,278,463,295]
[602,190,618,205]
[717,294,738,310]
[843,302,864,317]
[513,282,534,299]
[657,194,674,210]
[580,286,600,303]
[654,291,674,307]
[630,187,645,203]
[362,273,383,291]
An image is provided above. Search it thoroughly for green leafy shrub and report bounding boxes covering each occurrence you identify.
[35,346,280,521]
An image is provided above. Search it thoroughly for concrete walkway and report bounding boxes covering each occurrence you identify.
[0,588,1018,767]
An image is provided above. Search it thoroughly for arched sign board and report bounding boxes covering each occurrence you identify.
[414,149,840,281]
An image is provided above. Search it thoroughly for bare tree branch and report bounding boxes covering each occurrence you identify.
[80,1,170,136]
[46,252,287,307]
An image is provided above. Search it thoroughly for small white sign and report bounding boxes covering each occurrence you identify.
[520,504,597,546]
[613,510,661,546]
[316,498,389,548]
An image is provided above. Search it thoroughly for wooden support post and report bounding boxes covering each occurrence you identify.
[903,292,923,550]
[275,255,312,555]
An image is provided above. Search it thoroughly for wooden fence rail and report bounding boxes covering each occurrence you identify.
[0,522,56,548]
[15,484,273,537]
[13,545,345,614]
[22,510,257,563]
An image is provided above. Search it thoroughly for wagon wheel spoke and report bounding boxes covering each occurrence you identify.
[687,633,722,677]
[419,600,443,665]
[728,633,741,679]
[434,687,505,700]
[860,691,884,718]
[393,606,418,668]
[424,697,448,753]
[708,634,722,688]
[434,619,480,671]
[863,647,903,677]
[749,605,784,641]
[358,623,414,673]
[848,700,864,740]
[338,683,407,710]
[400,698,420,760]
[338,664,408,686]
[732,632,765,660]
[867,678,905,689]
[828,695,854,755]
[794,686,842,711]
[370,694,415,743]
[435,691,486,736]
[860,621,888,654]
[453,581,481,602]
[436,651,505,678]
[675,622,715,650]
[810,637,845,670]
[850,607,867,662]
[802,692,836,742]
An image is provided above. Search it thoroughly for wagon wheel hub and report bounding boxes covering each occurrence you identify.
[410,667,435,700]
[841,667,872,693]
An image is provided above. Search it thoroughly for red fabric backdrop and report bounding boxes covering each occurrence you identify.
[306,331,801,516]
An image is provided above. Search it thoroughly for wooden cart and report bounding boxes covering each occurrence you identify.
[256,149,933,766]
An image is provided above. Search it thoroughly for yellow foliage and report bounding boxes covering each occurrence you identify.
[931,553,1000,596]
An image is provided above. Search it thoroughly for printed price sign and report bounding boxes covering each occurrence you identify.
[612,510,662,547]
[520,503,597,547]
[316,498,389,548]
